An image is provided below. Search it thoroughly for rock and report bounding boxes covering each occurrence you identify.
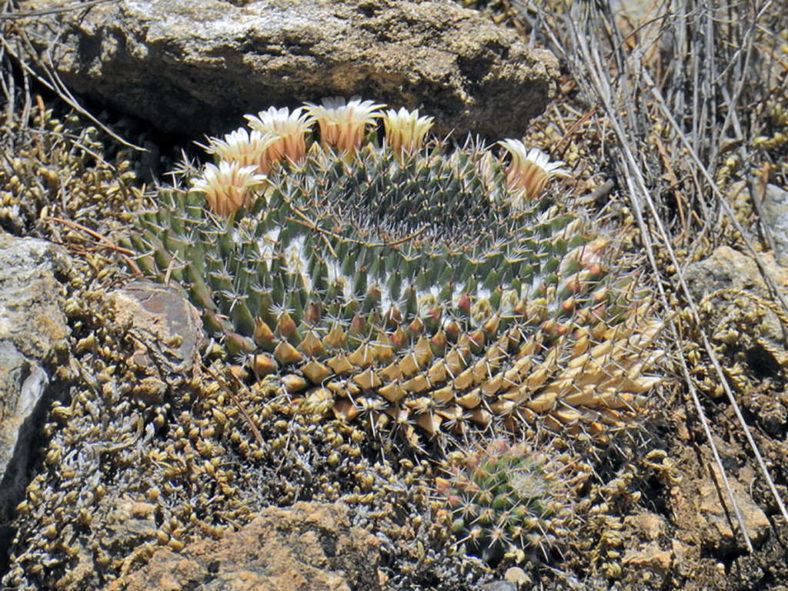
[14,0,558,140]
[761,184,788,266]
[0,231,70,558]
[668,455,771,555]
[109,281,203,399]
[684,245,788,356]
[621,541,671,572]
[103,496,159,555]
[684,245,788,301]
[696,464,771,551]
[504,566,531,586]
[108,502,381,591]
[624,511,666,540]
[480,581,517,591]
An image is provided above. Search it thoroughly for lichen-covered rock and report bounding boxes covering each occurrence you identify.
[12,0,558,139]
[684,245,788,375]
[621,542,672,573]
[684,245,788,304]
[761,183,788,266]
[106,502,381,591]
[0,231,70,551]
[0,232,70,361]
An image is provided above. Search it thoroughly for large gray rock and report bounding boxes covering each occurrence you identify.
[0,231,70,547]
[14,0,559,139]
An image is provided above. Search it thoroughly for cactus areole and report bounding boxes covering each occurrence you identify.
[125,98,661,444]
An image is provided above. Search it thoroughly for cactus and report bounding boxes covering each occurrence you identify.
[435,439,581,564]
[124,97,662,445]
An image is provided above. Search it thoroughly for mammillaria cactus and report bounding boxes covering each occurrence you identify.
[435,439,583,564]
[124,97,662,445]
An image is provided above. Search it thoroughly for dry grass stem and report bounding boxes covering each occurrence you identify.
[512,0,788,549]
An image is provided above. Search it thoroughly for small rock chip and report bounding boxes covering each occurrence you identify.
[481,581,518,591]
[504,566,531,586]
[622,541,672,572]
[624,510,667,540]
[111,281,203,381]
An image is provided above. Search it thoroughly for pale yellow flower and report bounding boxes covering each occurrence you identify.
[190,161,266,217]
[304,97,385,153]
[381,107,434,154]
[498,139,570,205]
[200,128,278,174]
[244,106,313,164]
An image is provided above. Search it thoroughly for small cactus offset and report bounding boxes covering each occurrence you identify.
[124,97,662,445]
[436,439,583,564]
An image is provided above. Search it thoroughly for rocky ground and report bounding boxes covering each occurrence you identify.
[0,1,786,590]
